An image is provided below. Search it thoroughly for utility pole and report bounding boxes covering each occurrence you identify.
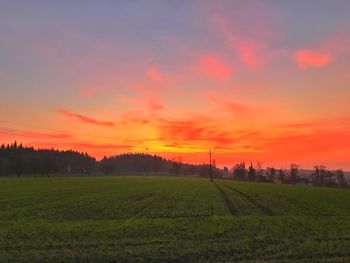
[209,149,213,182]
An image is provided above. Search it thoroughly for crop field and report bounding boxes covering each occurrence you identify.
[0,176,350,262]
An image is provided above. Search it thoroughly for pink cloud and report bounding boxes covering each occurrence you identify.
[146,67,163,82]
[227,34,263,69]
[55,109,114,127]
[120,83,165,115]
[147,98,164,113]
[199,54,232,79]
[294,49,331,69]
[211,15,264,69]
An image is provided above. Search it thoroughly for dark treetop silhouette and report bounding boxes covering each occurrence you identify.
[0,142,348,189]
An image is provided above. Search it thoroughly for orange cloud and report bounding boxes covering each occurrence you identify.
[68,142,133,151]
[294,49,331,69]
[120,110,150,125]
[207,94,255,119]
[199,55,232,79]
[146,67,163,82]
[55,109,114,127]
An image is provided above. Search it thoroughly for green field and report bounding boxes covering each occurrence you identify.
[0,176,350,262]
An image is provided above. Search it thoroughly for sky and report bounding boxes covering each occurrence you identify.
[1,0,350,169]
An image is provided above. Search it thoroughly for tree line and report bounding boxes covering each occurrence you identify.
[227,162,348,188]
[0,142,348,189]
[0,142,96,177]
[0,142,219,177]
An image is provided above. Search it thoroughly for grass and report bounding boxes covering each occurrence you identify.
[0,176,350,262]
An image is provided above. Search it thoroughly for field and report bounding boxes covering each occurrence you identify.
[0,176,350,262]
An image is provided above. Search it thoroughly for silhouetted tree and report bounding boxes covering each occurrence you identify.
[325,170,335,187]
[311,165,339,187]
[255,162,264,182]
[266,167,276,182]
[222,166,230,177]
[290,164,299,183]
[171,157,183,176]
[100,157,114,175]
[278,169,285,183]
[233,162,246,179]
[247,162,256,181]
[152,155,163,175]
[335,169,348,188]
[42,157,54,177]
[11,155,23,177]
[30,154,40,177]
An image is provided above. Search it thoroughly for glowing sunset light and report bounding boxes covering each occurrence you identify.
[1,0,350,169]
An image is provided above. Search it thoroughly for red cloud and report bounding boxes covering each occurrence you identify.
[0,127,73,140]
[157,116,235,148]
[294,49,331,69]
[55,109,114,127]
[146,67,163,82]
[200,55,232,79]
[159,119,206,142]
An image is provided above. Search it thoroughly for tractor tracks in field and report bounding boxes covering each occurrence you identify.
[213,182,240,216]
[221,183,274,216]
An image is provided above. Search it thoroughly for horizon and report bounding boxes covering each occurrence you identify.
[2,141,350,172]
[1,1,350,169]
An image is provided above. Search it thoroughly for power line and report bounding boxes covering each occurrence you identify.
[209,149,213,182]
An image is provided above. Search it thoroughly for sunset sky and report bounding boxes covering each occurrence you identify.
[1,0,350,169]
